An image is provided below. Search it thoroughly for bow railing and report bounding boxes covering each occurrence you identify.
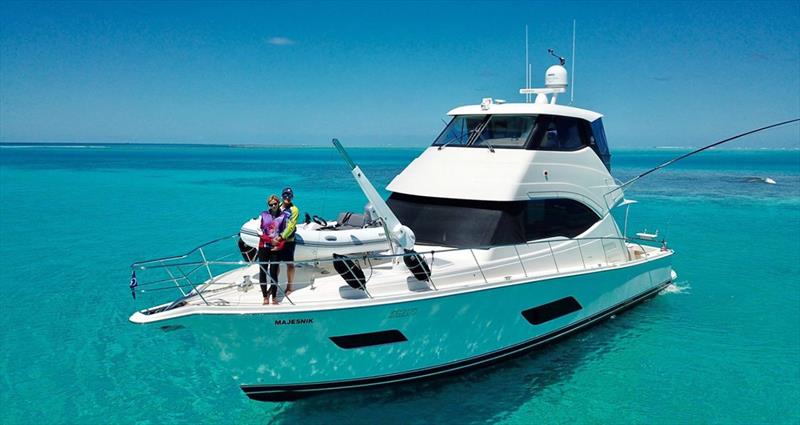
[129,233,663,310]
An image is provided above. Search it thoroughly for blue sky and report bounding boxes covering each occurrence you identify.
[1,1,798,147]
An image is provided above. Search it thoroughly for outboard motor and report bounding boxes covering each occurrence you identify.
[403,249,431,282]
[332,253,367,290]
[363,202,377,226]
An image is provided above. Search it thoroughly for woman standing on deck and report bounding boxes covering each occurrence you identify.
[257,195,287,305]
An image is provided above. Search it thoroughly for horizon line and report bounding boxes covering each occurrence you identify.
[1,141,798,151]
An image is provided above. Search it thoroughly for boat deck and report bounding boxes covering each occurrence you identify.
[152,240,669,314]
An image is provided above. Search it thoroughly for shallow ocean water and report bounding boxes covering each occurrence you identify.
[0,144,798,424]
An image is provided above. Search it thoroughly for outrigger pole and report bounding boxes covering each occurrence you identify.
[609,118,800,196]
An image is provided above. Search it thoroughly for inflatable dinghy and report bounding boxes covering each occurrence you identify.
[239,212,390,261]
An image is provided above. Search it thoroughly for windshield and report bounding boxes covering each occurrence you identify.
[472,115,536,148]
[432,115,485,147]
[433,115,537,149]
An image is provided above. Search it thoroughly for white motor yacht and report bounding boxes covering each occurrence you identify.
[128,58,674,401]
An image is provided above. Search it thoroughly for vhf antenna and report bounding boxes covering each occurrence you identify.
[525,25,530,103]
[570,19,576,104]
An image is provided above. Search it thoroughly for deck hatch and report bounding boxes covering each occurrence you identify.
[522,296,582,325]
[330,330,408,349]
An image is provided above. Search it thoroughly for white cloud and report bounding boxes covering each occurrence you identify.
[266,36,296,46]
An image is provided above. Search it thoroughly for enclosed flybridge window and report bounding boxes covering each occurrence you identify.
[530,115,588,151]
[387,193,600,248]
[433,115,537,149]
[472,115,536,148]
[528,115,612,171]
[432,115,486,147]
[432,114,611,170]
[590,119,612,171]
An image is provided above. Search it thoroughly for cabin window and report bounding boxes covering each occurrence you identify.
[525,199,600,240]
[387,193,600,248]
[386,193,524,248]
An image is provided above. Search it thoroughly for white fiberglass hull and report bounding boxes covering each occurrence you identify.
[140,253,672,401]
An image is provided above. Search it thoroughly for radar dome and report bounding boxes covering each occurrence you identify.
[545,65,568,88]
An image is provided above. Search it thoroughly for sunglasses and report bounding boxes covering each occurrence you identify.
[268,202,278,207]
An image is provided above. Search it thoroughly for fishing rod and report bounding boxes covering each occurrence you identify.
[609,118,800,196]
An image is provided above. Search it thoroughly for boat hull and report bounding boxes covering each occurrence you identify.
[157,254,672,401]
[244,279,669,401]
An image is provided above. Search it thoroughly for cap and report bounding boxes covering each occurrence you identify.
[281,187,294,200]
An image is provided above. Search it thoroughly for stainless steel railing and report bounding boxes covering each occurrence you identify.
[129,234,661,308]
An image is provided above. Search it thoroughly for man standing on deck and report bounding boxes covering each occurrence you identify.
[277,187,299,295]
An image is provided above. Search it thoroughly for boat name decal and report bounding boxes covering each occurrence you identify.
[274,318,314,326]
[388,308,417,319]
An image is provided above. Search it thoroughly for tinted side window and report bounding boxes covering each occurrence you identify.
[589,119,612,171]
[387,193,525,248]
[530,115,589,151]
[387,194,599,246]
[525,199,599,240]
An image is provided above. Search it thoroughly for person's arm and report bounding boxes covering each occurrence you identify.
[280,206,299,240]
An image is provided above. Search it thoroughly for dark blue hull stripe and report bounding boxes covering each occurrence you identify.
[241,280,671,401]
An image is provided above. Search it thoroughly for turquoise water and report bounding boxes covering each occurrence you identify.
[0,144,798,424]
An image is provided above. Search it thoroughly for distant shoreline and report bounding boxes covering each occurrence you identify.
[0,141,798,151]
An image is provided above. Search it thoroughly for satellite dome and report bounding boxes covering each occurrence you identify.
[545,65,568,89]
